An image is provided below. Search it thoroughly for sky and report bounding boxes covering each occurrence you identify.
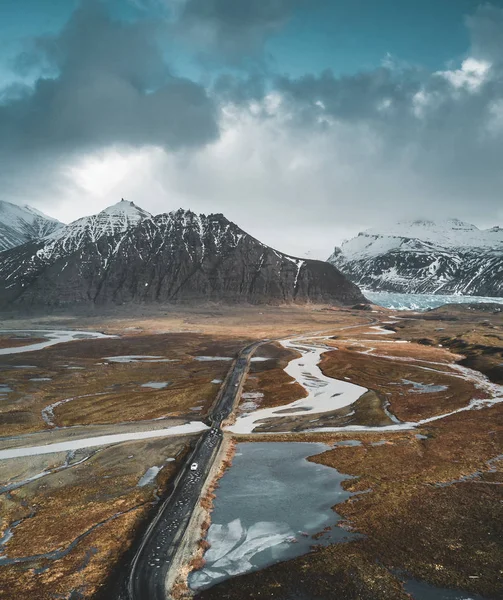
[1,0,503,258]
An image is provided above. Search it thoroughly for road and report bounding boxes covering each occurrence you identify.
[121,342,263,600]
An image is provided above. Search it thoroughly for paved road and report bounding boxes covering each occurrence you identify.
[121,342,263,600]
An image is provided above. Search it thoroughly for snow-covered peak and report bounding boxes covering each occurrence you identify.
[339,218,503,261]
[0,200,63,252]
[99,199,151,220]
[47,199,151,244]
[38,199,152,259]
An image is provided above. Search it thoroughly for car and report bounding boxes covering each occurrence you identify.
[190,463,198,471]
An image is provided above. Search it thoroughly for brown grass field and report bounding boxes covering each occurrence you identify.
[0,303,502,600]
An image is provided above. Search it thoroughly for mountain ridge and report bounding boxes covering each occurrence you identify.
[0,200,63,252]
[329,218,503,297]
[0,199,365,308]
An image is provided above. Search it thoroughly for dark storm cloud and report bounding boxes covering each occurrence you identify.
[176,0,301,59]
[0,0,218,166]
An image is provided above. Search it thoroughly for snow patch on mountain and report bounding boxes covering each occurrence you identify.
[0,200,62,252]
[37,199,152,260]
[338,219,503,262]
[0,200,365,307]
[329,219,503,297]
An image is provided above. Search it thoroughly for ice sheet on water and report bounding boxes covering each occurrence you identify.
[141,382,170,389]
[228,338,367,434]
[0,422,209,460]
[137,466,161,487]
[365,291,503,311]
[190,442,356,591]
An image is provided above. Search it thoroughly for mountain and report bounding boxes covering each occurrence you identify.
[329,219,503,297]
[0,200,63,251]
[0,200,365,308]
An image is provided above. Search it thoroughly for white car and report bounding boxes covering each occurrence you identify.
[190,463,198,471]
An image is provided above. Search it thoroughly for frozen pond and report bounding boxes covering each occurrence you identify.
[228,338,367,434]
[189,442,355,590]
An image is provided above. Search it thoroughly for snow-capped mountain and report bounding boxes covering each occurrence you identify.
[329,219,503,297]
[39,199,151,259]
[0,200,365,308]
[0,200,63,252]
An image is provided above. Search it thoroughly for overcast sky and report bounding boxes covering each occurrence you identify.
[1,0,502,258]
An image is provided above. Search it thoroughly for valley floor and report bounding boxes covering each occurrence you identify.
[0,304,501,600]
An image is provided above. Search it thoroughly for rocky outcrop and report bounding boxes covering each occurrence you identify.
[0,202,365,308]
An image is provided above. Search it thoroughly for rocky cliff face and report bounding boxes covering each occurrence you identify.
[329,219,503,297]
[0,201,365,307]
[0,200,62,251]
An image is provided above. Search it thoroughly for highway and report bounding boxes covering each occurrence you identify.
[120,342,263,600]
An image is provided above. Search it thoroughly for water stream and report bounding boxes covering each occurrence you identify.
[227,338,368,434]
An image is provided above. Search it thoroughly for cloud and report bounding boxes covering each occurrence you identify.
[466,4,503,63]
[175,0,301,61]
[0,0,218,181]
[2,2,503,260]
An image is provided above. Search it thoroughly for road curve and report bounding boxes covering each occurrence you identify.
[120,341,263,600]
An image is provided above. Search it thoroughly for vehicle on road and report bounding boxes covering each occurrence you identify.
[190,463,198,471]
